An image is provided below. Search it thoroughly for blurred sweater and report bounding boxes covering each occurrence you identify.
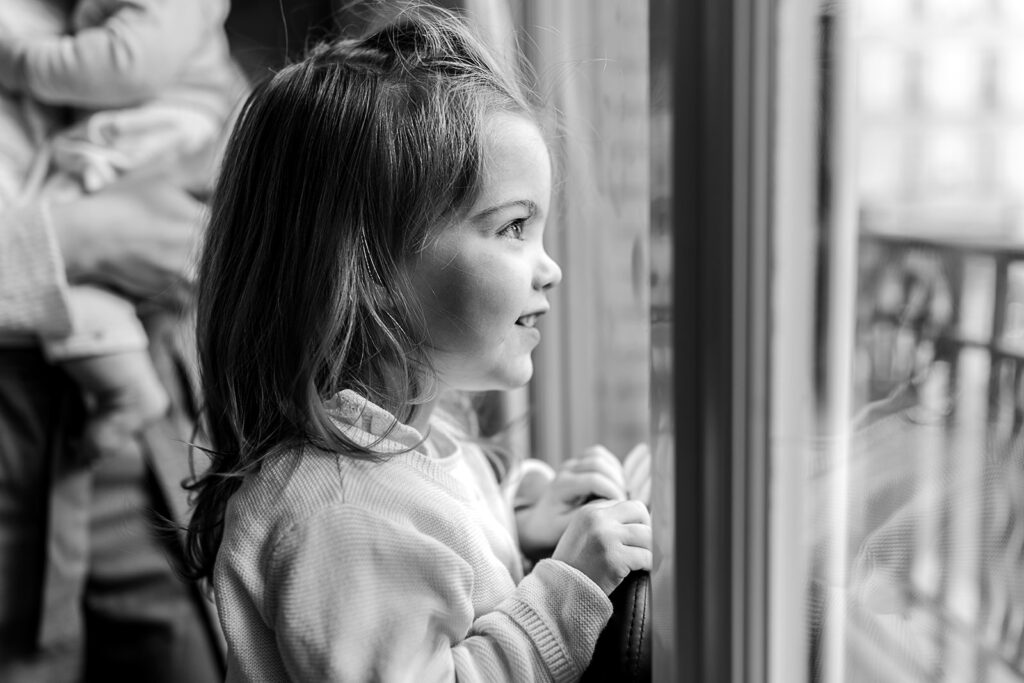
[0,0,239,115]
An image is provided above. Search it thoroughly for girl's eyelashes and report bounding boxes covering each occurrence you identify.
[498,218,527,240]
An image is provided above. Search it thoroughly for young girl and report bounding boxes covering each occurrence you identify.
[184,9,652,682]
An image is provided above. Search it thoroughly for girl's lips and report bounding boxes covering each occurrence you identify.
[515,314,539,327]
[515,306,549,327]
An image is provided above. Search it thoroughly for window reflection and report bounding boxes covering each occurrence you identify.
[799,0,1024,680]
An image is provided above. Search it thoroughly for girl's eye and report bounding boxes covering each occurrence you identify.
[499,219,526,240]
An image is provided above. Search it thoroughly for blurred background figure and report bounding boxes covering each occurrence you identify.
[0,0,245,463]
[0,0,246,680]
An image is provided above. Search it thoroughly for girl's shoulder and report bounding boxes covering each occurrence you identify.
[221,440,476,553]
[221,446,347,548]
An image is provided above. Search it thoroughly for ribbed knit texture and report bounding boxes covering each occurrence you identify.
[0,4,69,344]
[0,201,71,340]
[214,391,612,682]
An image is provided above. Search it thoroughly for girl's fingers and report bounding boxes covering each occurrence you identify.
[557,471,626,503]
[569,445,627,490]
[623,546,653,573]
[580,497,618,511]
[623,446,651,506]
[620,522,652,550]
[604,499,652,525]
[632,479,651,507]
[622,443,650,490]
[623,442,649,470]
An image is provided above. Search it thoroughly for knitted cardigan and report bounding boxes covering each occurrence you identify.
[0,202,71,343]
[214,390,612,682]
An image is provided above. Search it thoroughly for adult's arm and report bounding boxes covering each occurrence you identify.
[0,178,203,335]
[47,177,203,308]
[266,505,612,682]
[0,0,227,107]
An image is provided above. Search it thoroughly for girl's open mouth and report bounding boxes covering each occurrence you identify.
[516,314,539,327]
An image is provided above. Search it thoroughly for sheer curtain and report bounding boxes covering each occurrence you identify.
[512,0,651,465]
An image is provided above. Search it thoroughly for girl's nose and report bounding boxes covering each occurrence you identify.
[534,248,562,290]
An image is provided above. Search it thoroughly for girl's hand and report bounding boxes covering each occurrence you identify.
[622,442,651,506]
[551,499,652,595]
[516,445,628,559]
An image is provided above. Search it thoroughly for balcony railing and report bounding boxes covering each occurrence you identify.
[843,230,1024,682]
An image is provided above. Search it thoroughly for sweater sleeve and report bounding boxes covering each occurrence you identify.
[0,0,214,108]
[0,201,72,337]
[268,504,612,683]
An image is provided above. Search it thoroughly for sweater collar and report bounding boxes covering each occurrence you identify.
[324,390,425,453]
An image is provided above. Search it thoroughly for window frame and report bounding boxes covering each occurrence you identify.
[652,0,774,680]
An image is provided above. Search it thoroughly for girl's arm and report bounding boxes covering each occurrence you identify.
[0,0,221,108]
[267,505,613,683]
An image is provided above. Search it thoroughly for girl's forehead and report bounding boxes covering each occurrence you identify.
[418,113,550,246]
[418,113,550,243]
[477,113,551,197]
[481,112,547,154]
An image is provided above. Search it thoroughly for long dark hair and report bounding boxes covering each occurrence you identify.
[183,7,536,581]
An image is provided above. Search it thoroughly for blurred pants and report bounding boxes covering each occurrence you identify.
[0,348,220,682]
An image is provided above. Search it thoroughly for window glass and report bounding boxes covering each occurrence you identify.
[773,0,1024,680]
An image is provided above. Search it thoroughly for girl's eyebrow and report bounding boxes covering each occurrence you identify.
[472,199,538,221]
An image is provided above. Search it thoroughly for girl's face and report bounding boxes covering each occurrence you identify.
[407,112,562,392]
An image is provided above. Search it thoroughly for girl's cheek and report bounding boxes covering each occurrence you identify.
[431,257,509,335]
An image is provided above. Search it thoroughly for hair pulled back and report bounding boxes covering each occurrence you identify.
[184,8,536,581]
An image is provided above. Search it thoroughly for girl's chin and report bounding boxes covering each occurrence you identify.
[439,365,534,393]
[490,359,535,390]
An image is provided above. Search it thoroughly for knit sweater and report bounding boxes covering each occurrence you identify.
[214,390,613,682]
[0,2,71,344]
[0,202,72,344]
